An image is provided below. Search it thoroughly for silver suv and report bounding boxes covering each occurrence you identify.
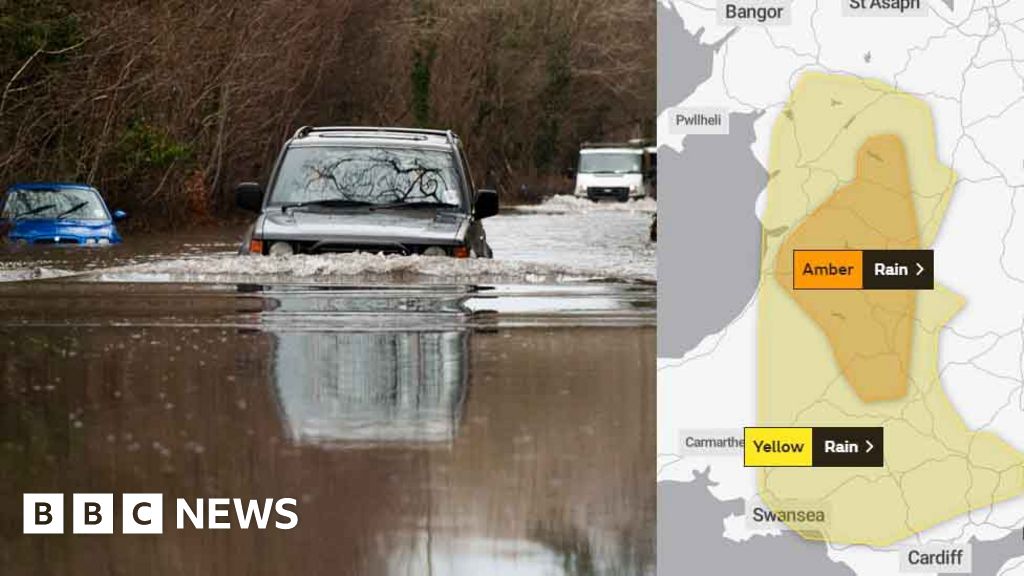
[237,127,498,258]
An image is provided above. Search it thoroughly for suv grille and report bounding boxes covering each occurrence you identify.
[303,241,410,256]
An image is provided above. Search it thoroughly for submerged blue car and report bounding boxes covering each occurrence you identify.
[0,183,126,246]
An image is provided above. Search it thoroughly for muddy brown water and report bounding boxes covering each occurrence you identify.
[0,204,655,575]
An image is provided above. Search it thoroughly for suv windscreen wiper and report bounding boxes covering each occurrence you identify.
[14,204,56,220]
[372,201,461,211]
[56,201,89,220]
[277,198,374,213]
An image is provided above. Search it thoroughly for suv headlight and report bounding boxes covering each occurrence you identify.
[423,246,447,257]
[269,242,294,256]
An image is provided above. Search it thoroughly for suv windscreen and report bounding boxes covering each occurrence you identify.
[1,188,109,221]
[269,146,464,208]
[578,152,643,174]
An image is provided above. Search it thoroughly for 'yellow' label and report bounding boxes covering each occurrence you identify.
[744,427,813,467]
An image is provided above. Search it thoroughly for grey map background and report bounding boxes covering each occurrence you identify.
[656,2,1024,574]
[656,112,764,358]
[656,3,759,359]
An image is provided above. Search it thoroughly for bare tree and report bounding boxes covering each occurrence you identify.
[0,0,653,226]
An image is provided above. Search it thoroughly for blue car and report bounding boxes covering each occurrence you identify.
[0,183,126,246]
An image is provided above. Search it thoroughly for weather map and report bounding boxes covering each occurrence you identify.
[658,1,1024,574]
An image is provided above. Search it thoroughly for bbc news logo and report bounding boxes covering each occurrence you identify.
[23,494,298,534]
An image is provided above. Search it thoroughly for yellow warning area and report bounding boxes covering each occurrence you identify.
[757,72,1024,546]
[744,428,813,467]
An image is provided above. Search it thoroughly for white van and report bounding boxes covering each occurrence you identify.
[573,145,648,202]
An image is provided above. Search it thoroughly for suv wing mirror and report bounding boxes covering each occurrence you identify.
[236,182,264,213]
[475,189,499,219]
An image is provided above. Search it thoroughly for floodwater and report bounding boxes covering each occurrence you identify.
[0,198,656,575]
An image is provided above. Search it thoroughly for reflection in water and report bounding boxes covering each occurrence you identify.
[0,282,653,575]
[275,331,468,445]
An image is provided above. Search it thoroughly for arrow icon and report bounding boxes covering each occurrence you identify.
[865,440,874,453]
[916,262,925,276]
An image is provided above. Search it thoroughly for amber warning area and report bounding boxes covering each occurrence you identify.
[776,135,919,403]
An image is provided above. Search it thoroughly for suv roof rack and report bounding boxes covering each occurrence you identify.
[293,126,456,141]
[315,132,431,142]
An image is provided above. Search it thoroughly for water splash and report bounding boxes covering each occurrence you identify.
[86,252,654,284]
[512,196,657,214]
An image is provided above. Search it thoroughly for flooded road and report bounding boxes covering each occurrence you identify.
[0,197,656,284]
[0,199,655,575]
